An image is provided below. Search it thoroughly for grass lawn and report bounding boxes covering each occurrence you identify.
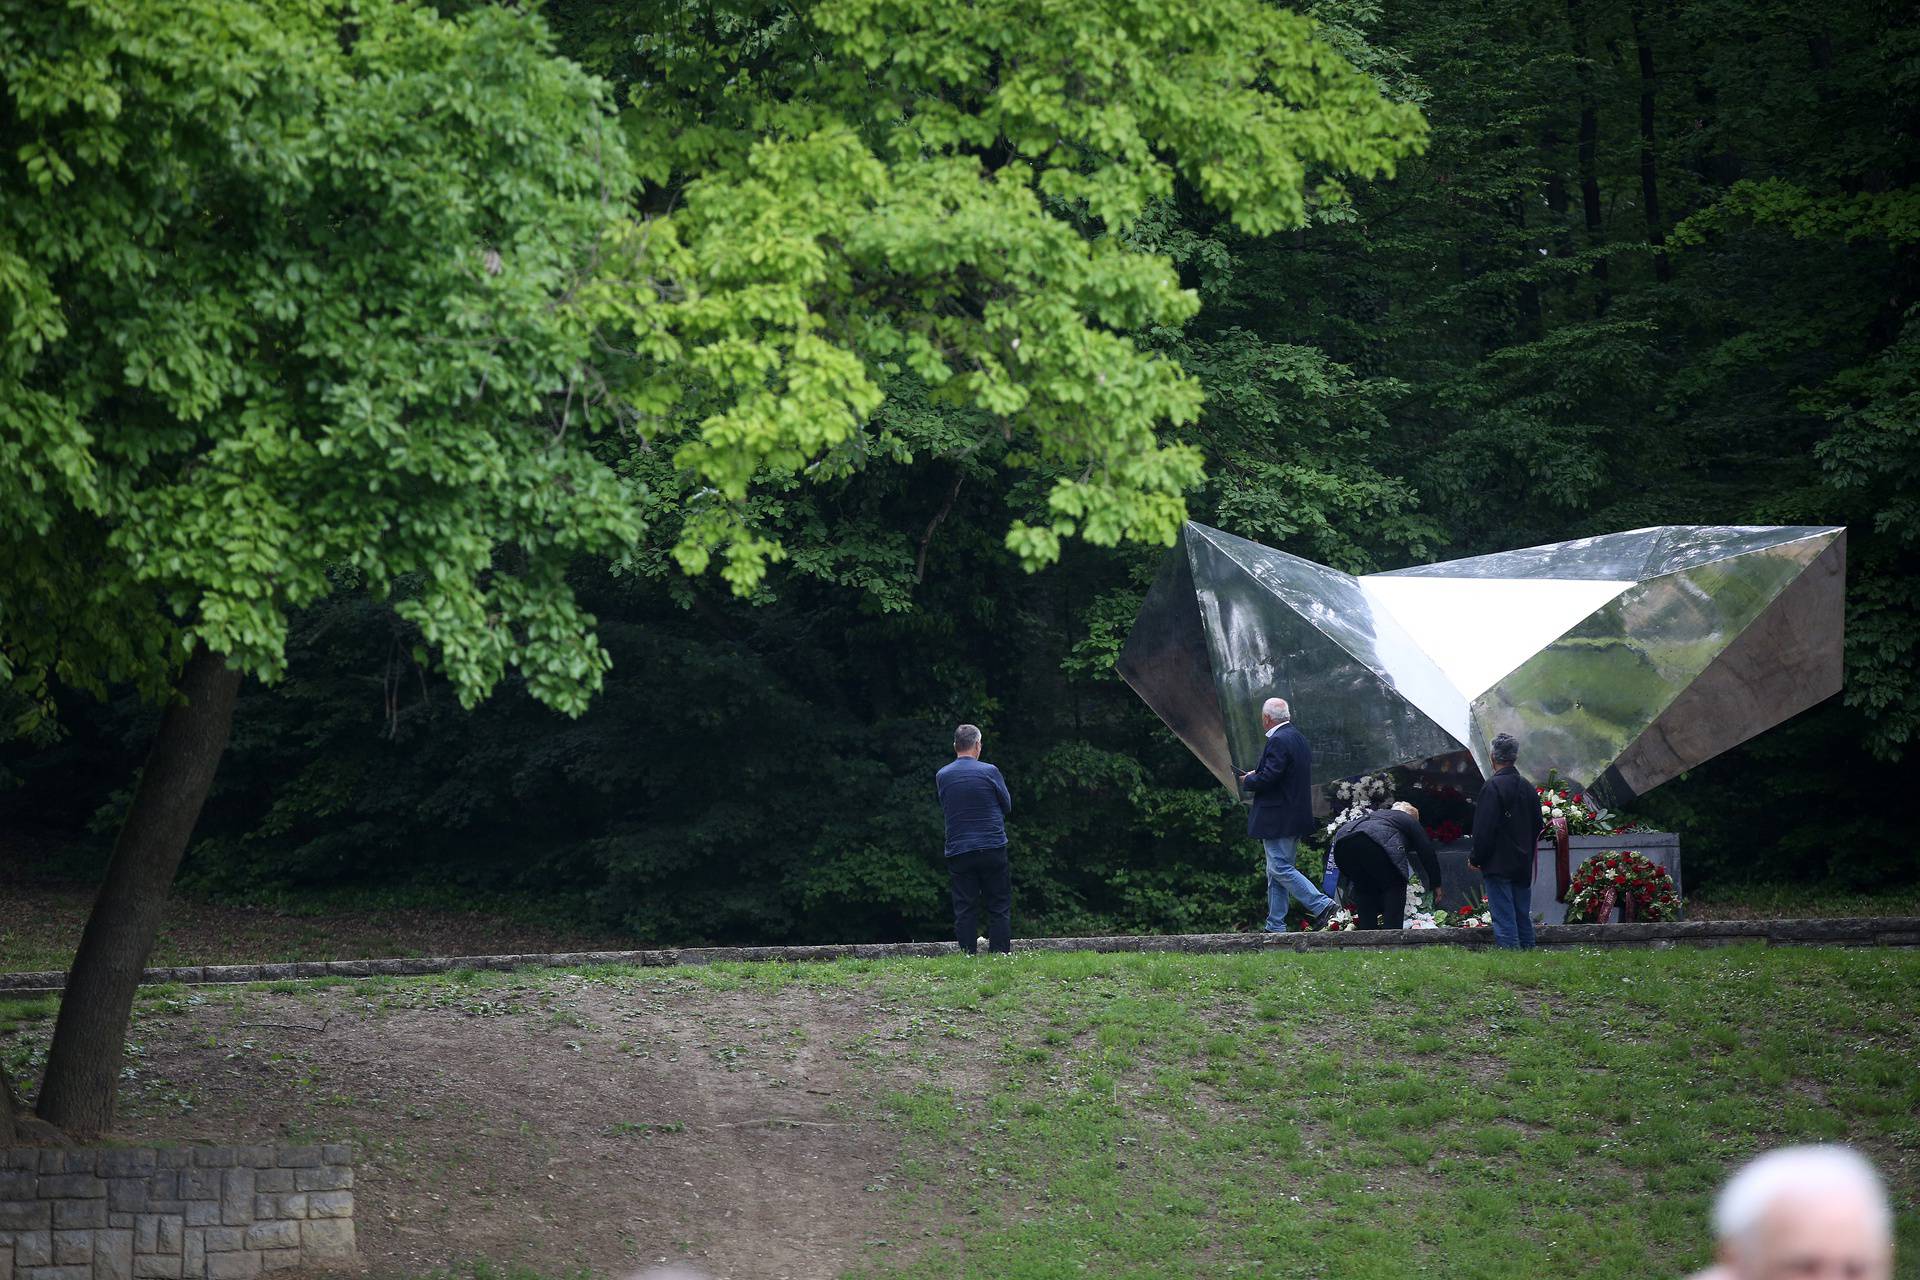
[3,945,1916,1278]
[831,946,1920,1280]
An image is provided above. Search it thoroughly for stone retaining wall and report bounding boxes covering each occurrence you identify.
[0,1145,353,1280]
[0,916,1915,999]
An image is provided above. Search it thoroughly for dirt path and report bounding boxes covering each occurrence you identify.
[105,977,927,1280]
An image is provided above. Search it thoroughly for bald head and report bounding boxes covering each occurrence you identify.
[1260,697,1290,729]
[1714,1146,1893,1280]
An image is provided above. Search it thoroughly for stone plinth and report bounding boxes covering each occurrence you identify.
[1432,832,1682,924]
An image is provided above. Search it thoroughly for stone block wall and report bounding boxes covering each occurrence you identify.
[0,1144,353,1280]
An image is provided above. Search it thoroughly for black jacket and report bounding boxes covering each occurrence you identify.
[1332,809,1442,889]
[1470,766,1544,881]
[1243,723,1313,839]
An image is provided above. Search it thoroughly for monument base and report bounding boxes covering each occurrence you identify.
[1428,832,1682,925]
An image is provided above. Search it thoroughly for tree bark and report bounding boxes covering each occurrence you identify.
[1,1065,20,1142]
[1566,0,1611,312]
[35,648,243,1135]
[1630,4,1671,282]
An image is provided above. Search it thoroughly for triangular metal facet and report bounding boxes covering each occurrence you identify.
[1600,531,1846,800]
[1360,575,1633,699]
[1116,533,1238,792]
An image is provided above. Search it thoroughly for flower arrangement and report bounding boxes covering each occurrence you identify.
[1323,878,1445,930]
[1563,850,1682,923]
[1323,772,1395,837]
[1424,818,1465,845]
[1403,877,1440,929]
[1444,897,1493,929]
[1536,769,1638,837]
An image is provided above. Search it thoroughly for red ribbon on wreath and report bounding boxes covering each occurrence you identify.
[1542,815,1571,901]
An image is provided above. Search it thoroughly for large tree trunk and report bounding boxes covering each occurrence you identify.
[1630,4,1671,282]
[35,648,242,1135]
[1566,0,1611,312]
[1,1066,20,1142]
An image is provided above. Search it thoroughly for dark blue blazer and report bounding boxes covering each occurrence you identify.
[1243,723,1314,839]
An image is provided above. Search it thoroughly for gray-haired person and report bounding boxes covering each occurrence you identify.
[935,723,1013,954]
[1691,1145,1894,1280]
[1468,732,1543,949]
[1237,696,1333,931]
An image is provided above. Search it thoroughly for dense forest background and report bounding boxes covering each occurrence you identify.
[6,0,1916,945]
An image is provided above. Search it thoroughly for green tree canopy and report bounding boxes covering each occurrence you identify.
[3,0,1427,717]
[1,0,647,724]
[567,0,1428,589]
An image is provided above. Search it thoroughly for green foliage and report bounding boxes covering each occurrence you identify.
[3,0,1429,738]
[574,0,1428,586]
[0,0,643,723]
[1679,190,1920,756]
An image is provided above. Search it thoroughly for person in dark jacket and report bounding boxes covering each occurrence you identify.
[936,723,1013,954]
[1238,697,1335,931]
[1329,801,1443,930]
[1469,732,1545,949]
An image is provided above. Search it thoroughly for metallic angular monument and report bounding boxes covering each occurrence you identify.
[1118,522,1846,806]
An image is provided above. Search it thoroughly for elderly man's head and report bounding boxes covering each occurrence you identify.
[1260,696,1290,729]
[1712,1145,1893,1280]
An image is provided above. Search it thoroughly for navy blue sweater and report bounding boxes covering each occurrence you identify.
[936,757,1012,856]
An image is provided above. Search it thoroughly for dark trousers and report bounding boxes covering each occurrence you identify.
[947,844,1012,954]
[1339,835,1408,930]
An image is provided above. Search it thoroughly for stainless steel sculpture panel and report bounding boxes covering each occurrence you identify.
[1118,522,1845,804]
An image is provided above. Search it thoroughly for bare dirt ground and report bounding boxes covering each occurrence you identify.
[0,881,636,975]
[78,974,956,1280]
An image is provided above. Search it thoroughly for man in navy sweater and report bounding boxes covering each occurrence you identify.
[1238,696,1335,931]
[936,723,1013,954]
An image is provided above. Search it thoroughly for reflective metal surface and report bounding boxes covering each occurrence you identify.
[1119,522,1846,800]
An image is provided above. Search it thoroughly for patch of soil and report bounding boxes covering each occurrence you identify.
[96,977,936,1280]
[0,881,636,975]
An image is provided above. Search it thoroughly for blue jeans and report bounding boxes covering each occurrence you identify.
[1263,837,1333,932]
[1483,874,1535,949]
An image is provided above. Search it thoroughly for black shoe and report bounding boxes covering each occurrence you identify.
[1309,904,1336,930]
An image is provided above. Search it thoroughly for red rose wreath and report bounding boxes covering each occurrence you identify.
[1563,850,1681,923]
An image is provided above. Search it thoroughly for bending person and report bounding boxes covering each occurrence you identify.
[1327,800,1442,930]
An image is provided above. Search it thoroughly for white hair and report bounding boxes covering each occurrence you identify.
[1714,1145,1892,1253]
[1262,696,1290,722]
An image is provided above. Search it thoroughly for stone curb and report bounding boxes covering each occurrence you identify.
[2,917,1916,997]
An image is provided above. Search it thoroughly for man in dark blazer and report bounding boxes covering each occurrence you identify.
[1238,696,1335,931]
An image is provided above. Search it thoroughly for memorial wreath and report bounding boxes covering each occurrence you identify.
[1562,850,1682,923]
[1537,770,1637,837]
